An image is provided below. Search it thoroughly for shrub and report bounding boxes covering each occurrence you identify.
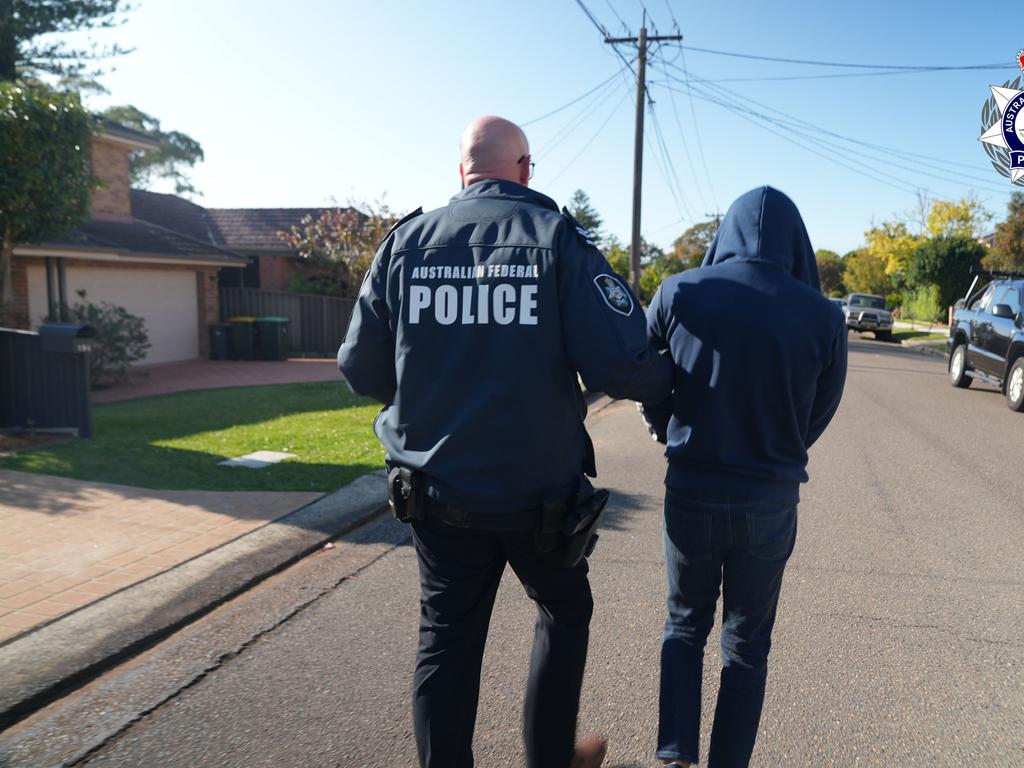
[66,290,150,385]
[903,284,945,323]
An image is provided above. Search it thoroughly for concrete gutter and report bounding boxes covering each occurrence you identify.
[0,470,388,731]
[901,338,947,358]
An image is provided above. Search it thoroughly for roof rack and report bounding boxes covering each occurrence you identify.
[969,266,1024,280]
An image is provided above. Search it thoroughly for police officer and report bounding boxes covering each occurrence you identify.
[338,115,672,768]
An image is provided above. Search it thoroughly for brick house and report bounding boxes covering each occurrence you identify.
[7,123,351,364]
[7,122,249,363]
[130,192,353,293]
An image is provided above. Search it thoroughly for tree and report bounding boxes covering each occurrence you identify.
[863,219,921,277]
[905,235,986,315]
[672,219,718,271]
[100,105,204,197]
[278,199,400,298]
[843,248,892,297]
[988,192,1024,272]
[568,189,603,245]
[602,234,630,278]
[0,81,94,310]
[924,195,991,240]
[0,0,131,82]
[815,249,845,296]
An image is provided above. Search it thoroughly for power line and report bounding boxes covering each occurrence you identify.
[574,0,612,37]
[548,90,631,184]
[536,73,624,160]
[656,77,1012,198]
[647,99,694,221]
[701,68,992,83]
[675,43,1016,71]
[602,0,628,32]
[521,66,629,126]
[657,56,711,211]
[676,67,1012,183]
[675,47,718,212]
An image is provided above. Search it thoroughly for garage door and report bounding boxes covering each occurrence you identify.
[26,264,198,364]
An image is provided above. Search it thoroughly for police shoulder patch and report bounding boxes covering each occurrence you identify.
[594,273,634,317]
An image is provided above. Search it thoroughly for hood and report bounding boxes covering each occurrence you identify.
[701,186,820,291]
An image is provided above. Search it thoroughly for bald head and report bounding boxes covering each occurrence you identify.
[459,116,531,187]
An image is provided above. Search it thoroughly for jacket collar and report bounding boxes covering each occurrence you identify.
[451,179,560,213]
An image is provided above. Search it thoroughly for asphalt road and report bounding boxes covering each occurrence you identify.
[3,337,1022,767]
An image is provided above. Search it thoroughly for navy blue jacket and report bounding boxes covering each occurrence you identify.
[645,186,847,504]
[339,180,671,514]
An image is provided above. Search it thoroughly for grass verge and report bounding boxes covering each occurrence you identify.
[0,382,384,492]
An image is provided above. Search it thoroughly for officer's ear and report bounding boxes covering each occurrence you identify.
[459,162,466,190]
[518,155,531,187]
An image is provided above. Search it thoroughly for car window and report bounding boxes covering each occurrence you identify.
[1005,286,1022,315]
[989,285,1021,316]
[973,285,995,312]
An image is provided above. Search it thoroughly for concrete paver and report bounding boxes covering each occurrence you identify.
[0,469,320,644]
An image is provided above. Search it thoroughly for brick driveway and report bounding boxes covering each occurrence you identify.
[0,469,321,644]
[93,358,341,404]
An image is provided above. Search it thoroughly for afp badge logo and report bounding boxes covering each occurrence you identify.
[978,50,1024,186]
[594,274,633,317]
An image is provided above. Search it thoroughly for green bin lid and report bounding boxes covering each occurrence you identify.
[257,316,289,322]
[228,316,257,322]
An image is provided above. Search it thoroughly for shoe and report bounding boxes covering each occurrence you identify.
[659,760,694,767]
[569,734,608,768]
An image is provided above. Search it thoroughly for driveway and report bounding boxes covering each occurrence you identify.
[0,469,321,644]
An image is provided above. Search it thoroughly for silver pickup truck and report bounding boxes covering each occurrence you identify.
[844,293,894,340]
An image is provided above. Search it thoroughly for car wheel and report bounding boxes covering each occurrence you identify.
[949,345,971,388]
[875,330,893,341]
[1007,358,1024,411]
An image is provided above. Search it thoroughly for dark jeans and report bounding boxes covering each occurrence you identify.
[657,491,798,767]
[411,517,593,768]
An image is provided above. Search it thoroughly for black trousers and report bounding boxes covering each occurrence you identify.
[410,517,594,768]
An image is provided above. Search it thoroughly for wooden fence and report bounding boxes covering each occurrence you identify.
[219,288,356,358]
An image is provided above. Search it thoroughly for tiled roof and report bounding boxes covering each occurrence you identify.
[130,190,222,245]
[206,207,340,249]
[96,119,161,149]
[131,190,353,251]
[42,219,249,265]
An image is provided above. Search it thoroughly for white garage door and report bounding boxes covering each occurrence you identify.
[26,263,199,364]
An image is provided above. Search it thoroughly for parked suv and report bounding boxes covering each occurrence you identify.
[845,293,894,340]
[947,271,1024,412]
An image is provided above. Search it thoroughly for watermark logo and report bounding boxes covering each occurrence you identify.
[979,51,1024,186]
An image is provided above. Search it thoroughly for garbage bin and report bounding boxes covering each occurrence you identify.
[255,316,290,360]
[209,323,231,360]
[227,316,257,360]
[36,323,96,438]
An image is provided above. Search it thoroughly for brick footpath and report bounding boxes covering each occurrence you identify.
[0,469,320,644]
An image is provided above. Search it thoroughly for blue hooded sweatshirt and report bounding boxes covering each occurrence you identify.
[645,186,847,504]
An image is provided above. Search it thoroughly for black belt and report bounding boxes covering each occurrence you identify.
[422,496,540,532]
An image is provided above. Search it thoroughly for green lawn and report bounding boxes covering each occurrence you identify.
[893,330,948,343]
[0,382,385,492]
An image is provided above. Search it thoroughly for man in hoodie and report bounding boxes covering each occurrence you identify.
[642,186,848,767]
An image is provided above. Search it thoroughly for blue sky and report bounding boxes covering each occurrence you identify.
[73,0,1022,254]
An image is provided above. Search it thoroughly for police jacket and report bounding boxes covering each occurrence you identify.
[338,179,672,515]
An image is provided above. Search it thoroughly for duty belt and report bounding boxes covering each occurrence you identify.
[421,496,541,532]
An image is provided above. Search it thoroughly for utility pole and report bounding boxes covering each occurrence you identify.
[606,22,682,295]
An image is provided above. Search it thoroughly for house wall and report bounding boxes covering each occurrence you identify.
[90,137,133,221]
[1,258,30,329]
[23,257,211,364]
[257,253,299,292]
